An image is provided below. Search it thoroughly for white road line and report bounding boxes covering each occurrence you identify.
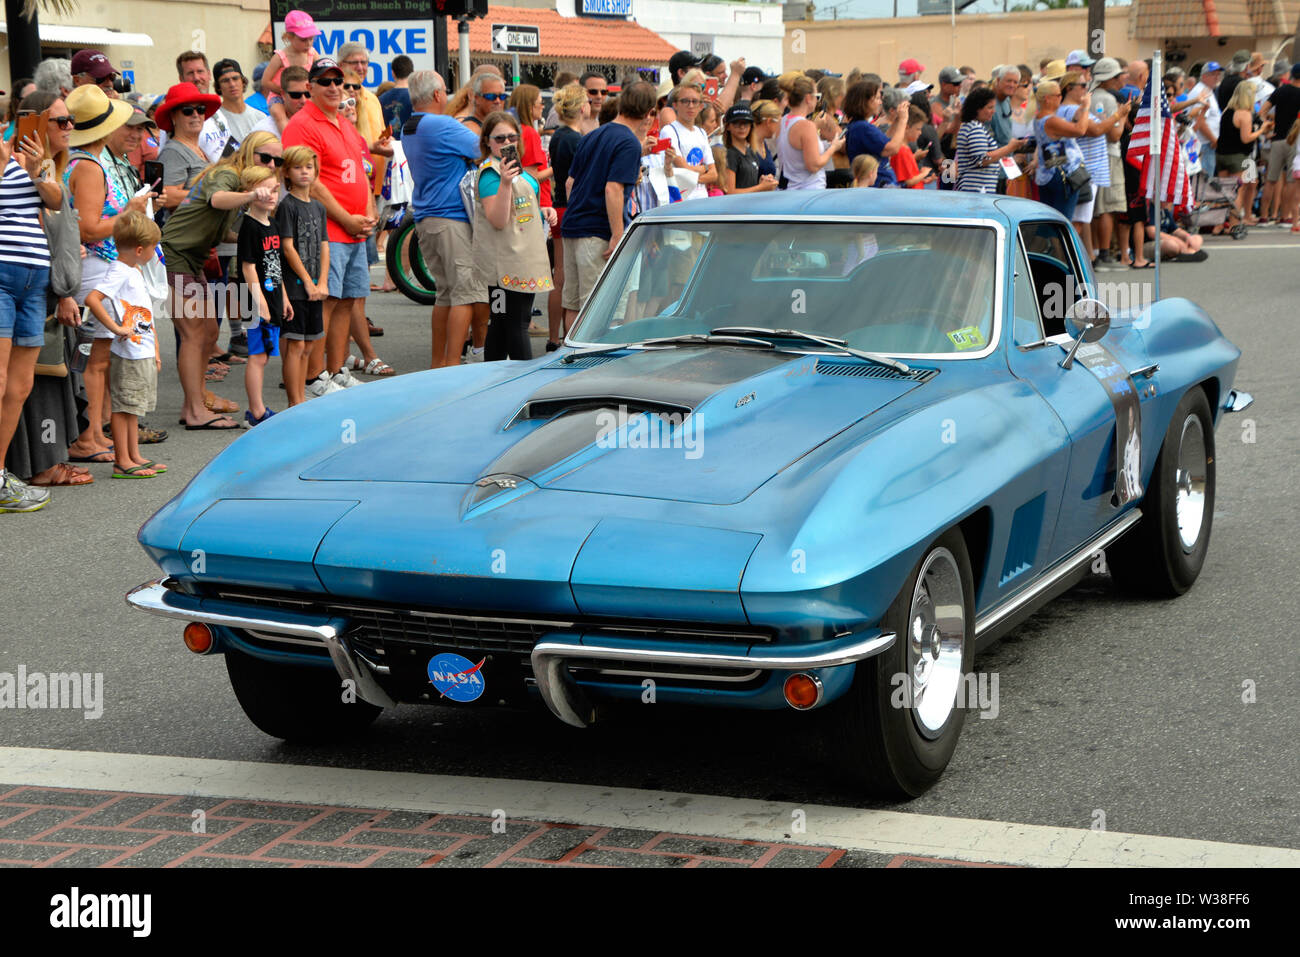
[1203,242,1300,249]
[2,748,1295,867]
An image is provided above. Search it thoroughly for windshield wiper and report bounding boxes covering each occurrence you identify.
[709,326,911,373]
[559,333,775,364]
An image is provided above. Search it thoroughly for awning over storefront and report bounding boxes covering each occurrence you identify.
[464,6,676,63]
[1130,0,1299,38]
[0,23,154,47]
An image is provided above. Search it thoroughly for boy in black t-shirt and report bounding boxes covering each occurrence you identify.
[276,146,330,407]
[237,165,289,426]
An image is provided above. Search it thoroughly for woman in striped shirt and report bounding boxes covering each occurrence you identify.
[955,88,1024,194]
[0,92,74,511]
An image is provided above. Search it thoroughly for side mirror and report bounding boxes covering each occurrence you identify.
[1059,298,1111,369]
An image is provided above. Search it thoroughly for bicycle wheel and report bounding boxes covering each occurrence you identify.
[386,218,438,305]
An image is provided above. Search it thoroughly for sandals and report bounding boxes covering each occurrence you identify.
[211,351,246,366]
[204,391,239,414]
[363,357,395,376]
[68,449,114,463]
[183,416,242,431]
[343,354,365,371]
[140,460,168,473]
[28,463,94,487]
[112,465,157,479]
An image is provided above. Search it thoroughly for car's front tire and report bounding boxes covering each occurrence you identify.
[225,650,383,742]
[1108,387,1215,597]
[832,529,975,798]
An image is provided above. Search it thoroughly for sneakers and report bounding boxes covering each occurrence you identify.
[228,332,249,357]
[463,346,485,364]
[245,408,275,427]
[306,371,342,398]
[0,471,51,513]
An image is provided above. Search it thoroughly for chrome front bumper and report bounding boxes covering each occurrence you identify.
[126,577,894,724]
[125,578,397,709]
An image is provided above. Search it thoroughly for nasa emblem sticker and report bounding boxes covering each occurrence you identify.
[427,652,487,703]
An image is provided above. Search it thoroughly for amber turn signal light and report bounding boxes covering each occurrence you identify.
[183,622,214,654]
[783,673,822,710]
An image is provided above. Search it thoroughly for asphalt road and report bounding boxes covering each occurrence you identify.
[3,237,1296,851]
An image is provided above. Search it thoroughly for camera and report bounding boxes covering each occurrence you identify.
[113,74,132,95]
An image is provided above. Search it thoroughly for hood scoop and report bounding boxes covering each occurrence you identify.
[512,347,794,426]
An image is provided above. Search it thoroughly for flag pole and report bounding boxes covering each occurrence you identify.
[1151,49,1162,301]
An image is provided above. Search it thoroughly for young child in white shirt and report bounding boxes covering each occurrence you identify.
[85,211,167,479]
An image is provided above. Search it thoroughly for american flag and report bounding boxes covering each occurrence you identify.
[1125,73,1192,207]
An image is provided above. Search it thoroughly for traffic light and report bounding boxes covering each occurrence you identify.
[434,0,488,17]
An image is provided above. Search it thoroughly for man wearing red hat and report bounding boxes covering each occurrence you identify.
[71,50,119,98]
[899,58,925,89]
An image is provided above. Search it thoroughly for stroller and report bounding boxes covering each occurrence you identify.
[1186,173,1248,238]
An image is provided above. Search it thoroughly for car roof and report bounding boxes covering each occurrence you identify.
[639,189,1066,228]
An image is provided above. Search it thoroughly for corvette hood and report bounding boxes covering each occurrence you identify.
[300,348,927,505]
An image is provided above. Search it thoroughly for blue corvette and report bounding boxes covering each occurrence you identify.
[128,191,1251,797]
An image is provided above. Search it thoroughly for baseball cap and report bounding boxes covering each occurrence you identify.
[904,80,933,96]
[71,50,116,81]
[124,106,156,128]
[741,66,771,86]
[212,58,243,83]
[1291,63,1300,80]
[1065,49,1096,68]
[284,10,322,39]
[668,50,702,78]
[724,104,754,124]
[308,57,344,81]
[938,66,963,85]
[899,58,925,76]
[1231,49,1251,66]
[1092,57,1122,82]
[1202,61,1223,74]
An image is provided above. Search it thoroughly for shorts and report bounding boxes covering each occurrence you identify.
[1073,183,1097,224]
[245,318,280,356]
[282,298,324,340]
[327,239,370,300]
[1265,140,1291,182]
[1216,153,1248,175]
[167,271,210,320]
[562,235,608,312]
[1097,155,1127,214]
[109,353,157,417]
[0,261,51,347]
[415,216,485,308]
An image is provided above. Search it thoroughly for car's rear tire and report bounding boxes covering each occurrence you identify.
[225,650,383,741]
[832,529,975,798]
[1108,387,1215,598]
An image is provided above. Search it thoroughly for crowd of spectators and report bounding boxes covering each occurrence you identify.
[3,9,1296,514]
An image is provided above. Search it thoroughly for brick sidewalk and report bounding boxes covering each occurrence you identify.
[0,784,1009,868]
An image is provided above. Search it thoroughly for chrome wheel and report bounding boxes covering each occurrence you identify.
[1175,413,1208,552]
[906,547,966,738]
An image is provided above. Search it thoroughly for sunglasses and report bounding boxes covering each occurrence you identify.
[314,76,344,87]
[256,152,284,167]
[176,105,204,116]
[490,133,519,143]
[479,92,508,101]
[50,116,75,129]
[344,84,361,92]
[586,88,608,97]
[285,90,307,99]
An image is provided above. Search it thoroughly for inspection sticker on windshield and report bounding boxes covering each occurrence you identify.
[428,653,487,702]
[947,326,986,350]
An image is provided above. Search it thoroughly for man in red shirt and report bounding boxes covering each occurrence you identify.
[282,56,378,393]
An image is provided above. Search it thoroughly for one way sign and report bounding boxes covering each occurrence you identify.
[491,23,540,54]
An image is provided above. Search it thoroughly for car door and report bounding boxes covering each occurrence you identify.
[1006,220,1126,566]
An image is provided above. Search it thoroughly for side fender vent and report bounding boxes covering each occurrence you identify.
[999,493,1047,586]
[814,359,938,383]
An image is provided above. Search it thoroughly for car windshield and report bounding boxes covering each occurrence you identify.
[569,221,999,357]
